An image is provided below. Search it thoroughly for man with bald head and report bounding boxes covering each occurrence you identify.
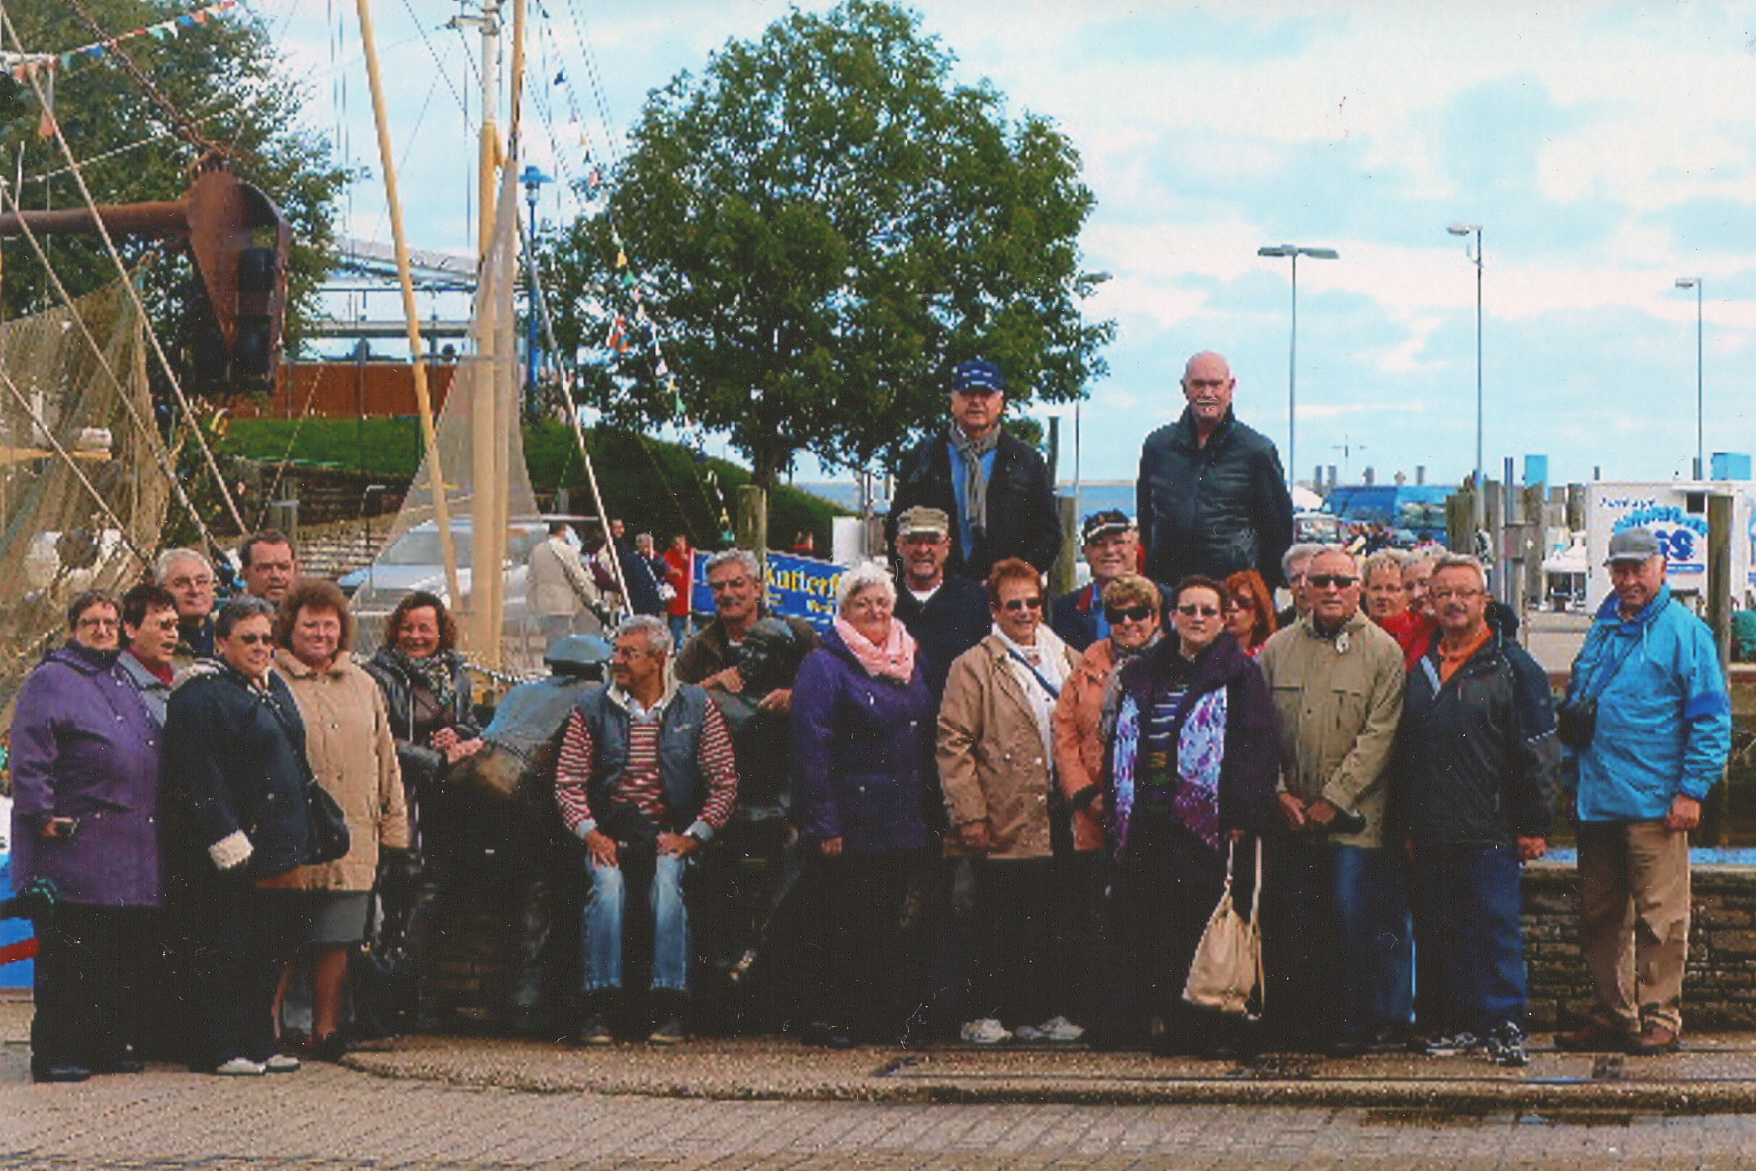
[1137,351,1294,587]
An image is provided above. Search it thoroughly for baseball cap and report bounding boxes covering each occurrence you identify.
[896,506,950,539]
[951,359,1005,394]
[1605,527,1663,565]
[1081,510,1134,544]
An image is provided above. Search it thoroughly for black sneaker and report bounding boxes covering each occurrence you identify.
[647,1015,687,1045]
[1485,1022,1527,1067]
[578,1012,613,1045]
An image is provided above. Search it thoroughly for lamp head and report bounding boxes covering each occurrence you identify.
[1676,277,1699,289]
[1258,245,1295,257]
[1447,223,1479,237]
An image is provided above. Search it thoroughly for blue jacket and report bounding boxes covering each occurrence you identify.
[1565,584,1731,822]
[789,626,932,853]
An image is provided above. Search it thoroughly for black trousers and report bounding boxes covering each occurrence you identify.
[968,855,1057,1028]
[801,848,914,1041]
[182,879,307,1069]
[32,903,157,1070]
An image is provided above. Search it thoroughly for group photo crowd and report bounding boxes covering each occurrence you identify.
[8,350,1732,1083]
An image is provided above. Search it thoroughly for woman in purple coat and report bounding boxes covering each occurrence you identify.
[11,590,163,1083]
[790,561,932,1048]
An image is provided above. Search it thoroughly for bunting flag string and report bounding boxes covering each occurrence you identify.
[2,0,239,81]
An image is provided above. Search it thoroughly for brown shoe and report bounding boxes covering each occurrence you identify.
[1629,1022,1681,1056]
[1554,1021,1632,1053]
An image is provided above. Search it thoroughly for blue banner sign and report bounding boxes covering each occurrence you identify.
[692,551,845,632]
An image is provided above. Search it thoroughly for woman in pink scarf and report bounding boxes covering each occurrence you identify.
[790,561,932,1049]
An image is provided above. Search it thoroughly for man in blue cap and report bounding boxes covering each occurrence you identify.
[1554,526,1730,1057]
[888,358,1061,583]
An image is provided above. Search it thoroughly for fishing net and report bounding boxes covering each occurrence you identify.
[0,279,168,727]
[350,164,542,675]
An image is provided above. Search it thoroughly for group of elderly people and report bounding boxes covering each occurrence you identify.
[9,553,482,1081]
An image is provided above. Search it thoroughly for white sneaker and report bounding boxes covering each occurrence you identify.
[214,1057,266,1076]
[263,1054,301,1073]
[1034,1015,1086,1043]
[959,1017,1012,1045]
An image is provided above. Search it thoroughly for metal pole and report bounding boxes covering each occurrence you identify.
[1697,279,1704,479]
[1474,228,1483,535]
[1288,252,1298,494]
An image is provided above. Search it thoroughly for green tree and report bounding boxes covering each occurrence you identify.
[0,0,348,366]
[538,0,1112,487]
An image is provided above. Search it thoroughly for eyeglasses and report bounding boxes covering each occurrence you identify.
[75,616,119,629]
[1230,596,1257,610]
[1104,605,1154,624]
[232,633,272,645]
[1000,596,1043,612]
[1429,588,1483,602]
[1177,604,1222,618]
[1308,574,1357,589]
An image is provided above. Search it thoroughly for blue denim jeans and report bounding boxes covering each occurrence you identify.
[1410,842,1527,1034]
[1331,843,1414,1040]
[583,854,690,993]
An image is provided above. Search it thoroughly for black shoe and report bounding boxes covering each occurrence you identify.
[801,1021,854,1050]
[647,1015,687,1045]
[1323,1036,1364,1059]
[313,1033,350,1063]
[31,1062,90,1084]
[578,1012,613,1045]
[1555,1021,1632,1053]
[94,1057,147,1075]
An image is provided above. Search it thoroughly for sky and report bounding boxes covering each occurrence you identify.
[241,0,1756,489]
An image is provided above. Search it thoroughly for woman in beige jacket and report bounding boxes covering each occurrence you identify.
[269,578,410,1061]
[938,558,1080,1045]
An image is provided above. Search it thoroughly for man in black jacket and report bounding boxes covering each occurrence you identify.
[1390,553,1557,1068]
[888,359,1061,582]
[1137,352,1294,588]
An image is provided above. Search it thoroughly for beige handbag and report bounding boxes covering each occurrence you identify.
[1181,838,1263,1017]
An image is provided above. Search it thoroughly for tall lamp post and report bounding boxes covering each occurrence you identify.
[1676,276,1704,479]
[519,164,553,408]
[1258,243,1339,492]
[1447,223,1484,532]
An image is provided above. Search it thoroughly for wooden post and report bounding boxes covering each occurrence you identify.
[1050,495,1078,596]
[354,0,461,611]
[736,485,768,583]
[1708,490,1733,844]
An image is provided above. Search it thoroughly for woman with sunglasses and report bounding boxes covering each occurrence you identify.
[1051,574,1165,1038]
[161,597,316,1075]
[939,558,1080,1045]
[1105,576,1281,1057]
[1222,569,1277,656]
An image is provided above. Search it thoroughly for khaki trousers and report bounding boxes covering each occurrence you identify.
[1575,820,1691,1034]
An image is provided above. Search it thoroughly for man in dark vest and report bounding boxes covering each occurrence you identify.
[554,616,739,1045]
[887,358,1061,582]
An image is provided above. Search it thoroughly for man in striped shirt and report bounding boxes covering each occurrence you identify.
[555,615,739,1045]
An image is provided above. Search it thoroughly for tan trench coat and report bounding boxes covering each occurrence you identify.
[268,649,411,890]
[937,632,1079,860]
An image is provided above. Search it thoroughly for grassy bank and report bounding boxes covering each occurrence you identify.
[217,418,848,551]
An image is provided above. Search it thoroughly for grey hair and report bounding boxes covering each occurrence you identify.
[1431,552,1488,589]
[1362,548,1408,583]
[1282,542,1324,578]
[1309,544,1360,574]
[155,546,212,583]
[704,547,761,582]
[836,560,897,613]
[215,596,276,639]
[616,613,673,657]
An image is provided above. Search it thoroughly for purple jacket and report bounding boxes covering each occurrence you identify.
[10,643,162,906]
[790,626,932,854]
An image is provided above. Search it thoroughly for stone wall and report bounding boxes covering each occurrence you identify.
[1523,862,1756,1031]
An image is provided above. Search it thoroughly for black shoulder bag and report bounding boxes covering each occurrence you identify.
[1555,602,1661,751]
[259,684,352,865]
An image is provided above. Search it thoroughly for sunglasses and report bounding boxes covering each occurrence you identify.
[1308,574,1357,589]
[1177,604,1222,618]
[1104,604,1154,624]
[232,632,273,645]
[1000,596,1043,612]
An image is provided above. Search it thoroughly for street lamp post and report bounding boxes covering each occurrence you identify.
[1447,224,1484,532]
[1676,277,1703,479]
[1258,244,1339,492]
[519,164,553,407]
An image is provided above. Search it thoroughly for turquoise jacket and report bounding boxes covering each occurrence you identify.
[1564,584,1731,822]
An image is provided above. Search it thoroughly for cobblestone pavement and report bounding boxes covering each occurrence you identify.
[9,1041,1756,1170]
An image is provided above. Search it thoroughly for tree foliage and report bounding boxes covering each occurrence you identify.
[0,0,348,367]
[538,0,1112,486]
